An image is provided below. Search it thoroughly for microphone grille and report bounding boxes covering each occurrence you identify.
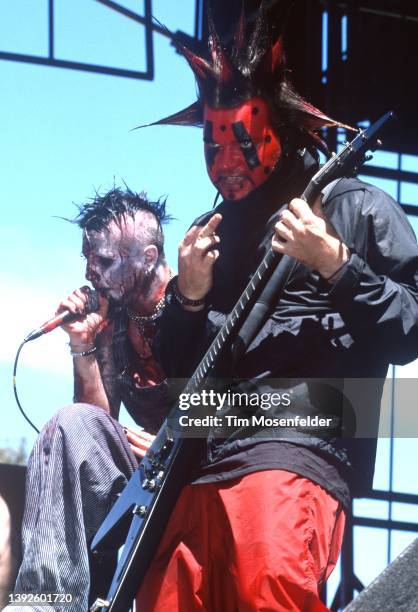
[81,286,100,314]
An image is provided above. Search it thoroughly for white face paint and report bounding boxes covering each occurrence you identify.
[82,215,152,306]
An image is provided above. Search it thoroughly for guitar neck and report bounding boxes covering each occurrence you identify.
[186,247,277,392]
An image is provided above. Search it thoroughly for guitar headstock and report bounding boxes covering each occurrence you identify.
[311,111,395,193]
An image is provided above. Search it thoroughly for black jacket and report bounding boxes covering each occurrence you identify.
[157,152,418,496]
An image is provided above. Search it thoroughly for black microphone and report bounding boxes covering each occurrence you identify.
[24,287,100,343]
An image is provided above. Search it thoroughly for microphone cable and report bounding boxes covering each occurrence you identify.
[13,340,40,434]
[12,286,99,435]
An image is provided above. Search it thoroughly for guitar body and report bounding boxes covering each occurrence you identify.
[91,436,200,611]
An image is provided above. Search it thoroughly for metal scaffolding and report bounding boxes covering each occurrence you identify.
[0,0,158,80]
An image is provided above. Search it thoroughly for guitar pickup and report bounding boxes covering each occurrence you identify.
[149,427,174,467]
[157,428,174,459]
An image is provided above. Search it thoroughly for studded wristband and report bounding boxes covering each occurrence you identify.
[171,277,206,307]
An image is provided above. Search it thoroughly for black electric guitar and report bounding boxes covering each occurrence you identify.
[90,111,393,612]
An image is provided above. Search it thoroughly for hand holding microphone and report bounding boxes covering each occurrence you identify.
[17,287,109,435]
[24,286,108,344]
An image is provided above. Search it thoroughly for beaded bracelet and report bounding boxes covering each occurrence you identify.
[70,345,97,358]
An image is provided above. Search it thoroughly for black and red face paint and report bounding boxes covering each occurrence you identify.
[203,96,282,200]
[203,120,218,168]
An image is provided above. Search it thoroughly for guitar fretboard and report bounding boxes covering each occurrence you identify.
[185,247,278,395]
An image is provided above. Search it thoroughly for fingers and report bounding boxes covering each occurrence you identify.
[124,427,156,459]
[178,214,223,302]
[291,194,338,240]
[275,196,322,242]
[78,285,107,313]
[56,287,109,337]
[133,373,157,388]
[191,216,222,261]
[207,249,220,261]
[74,288,90,308]
[56,291,87,316]
[271,234,286,253]
[272,193,347,273]
[56,284,102,316]
[274,207,305,244]
[272,202,307,255]
[288,194,326,221]
[194,233,220,255]
[182,214,222,247]
[130,446,146,459]
[288,197,314,221]
[280,209,305,232]
[181,225,202,247]
[275,220,294,242]
[198,213,223,238]
[124,426,155,442]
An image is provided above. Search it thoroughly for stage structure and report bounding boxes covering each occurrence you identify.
[1,0,417,609]
[0,0,156,80]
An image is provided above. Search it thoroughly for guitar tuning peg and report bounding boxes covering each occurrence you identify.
[364,154,373,162]
[371,138,382,152]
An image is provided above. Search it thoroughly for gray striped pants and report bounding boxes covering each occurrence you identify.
[4,404,137,612]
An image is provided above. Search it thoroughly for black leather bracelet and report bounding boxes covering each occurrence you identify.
[171,276,206,307]
[324,253,351,283]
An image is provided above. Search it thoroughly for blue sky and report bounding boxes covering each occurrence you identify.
[0,0,216,444]
[1,0,417,597]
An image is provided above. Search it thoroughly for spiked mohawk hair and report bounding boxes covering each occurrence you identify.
[147,2,354,155]
[72,187,170,263]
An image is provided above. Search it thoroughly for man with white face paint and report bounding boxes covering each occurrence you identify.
[7,188,171,612]
[60,189,171,428]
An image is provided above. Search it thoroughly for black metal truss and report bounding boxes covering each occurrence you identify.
[329,488,418,610]
[0,0,163,80]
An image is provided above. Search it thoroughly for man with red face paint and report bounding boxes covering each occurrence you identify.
[136,6,418,612]
[204,96,282,200]
[7,188,172,612]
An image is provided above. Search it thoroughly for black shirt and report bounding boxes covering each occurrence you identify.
[192,440,351,508]
[157,151,418,502]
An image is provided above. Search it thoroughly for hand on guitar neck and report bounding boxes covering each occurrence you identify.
[272,194,350,282]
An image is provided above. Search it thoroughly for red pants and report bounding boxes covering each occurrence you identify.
[136,470,345,611]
